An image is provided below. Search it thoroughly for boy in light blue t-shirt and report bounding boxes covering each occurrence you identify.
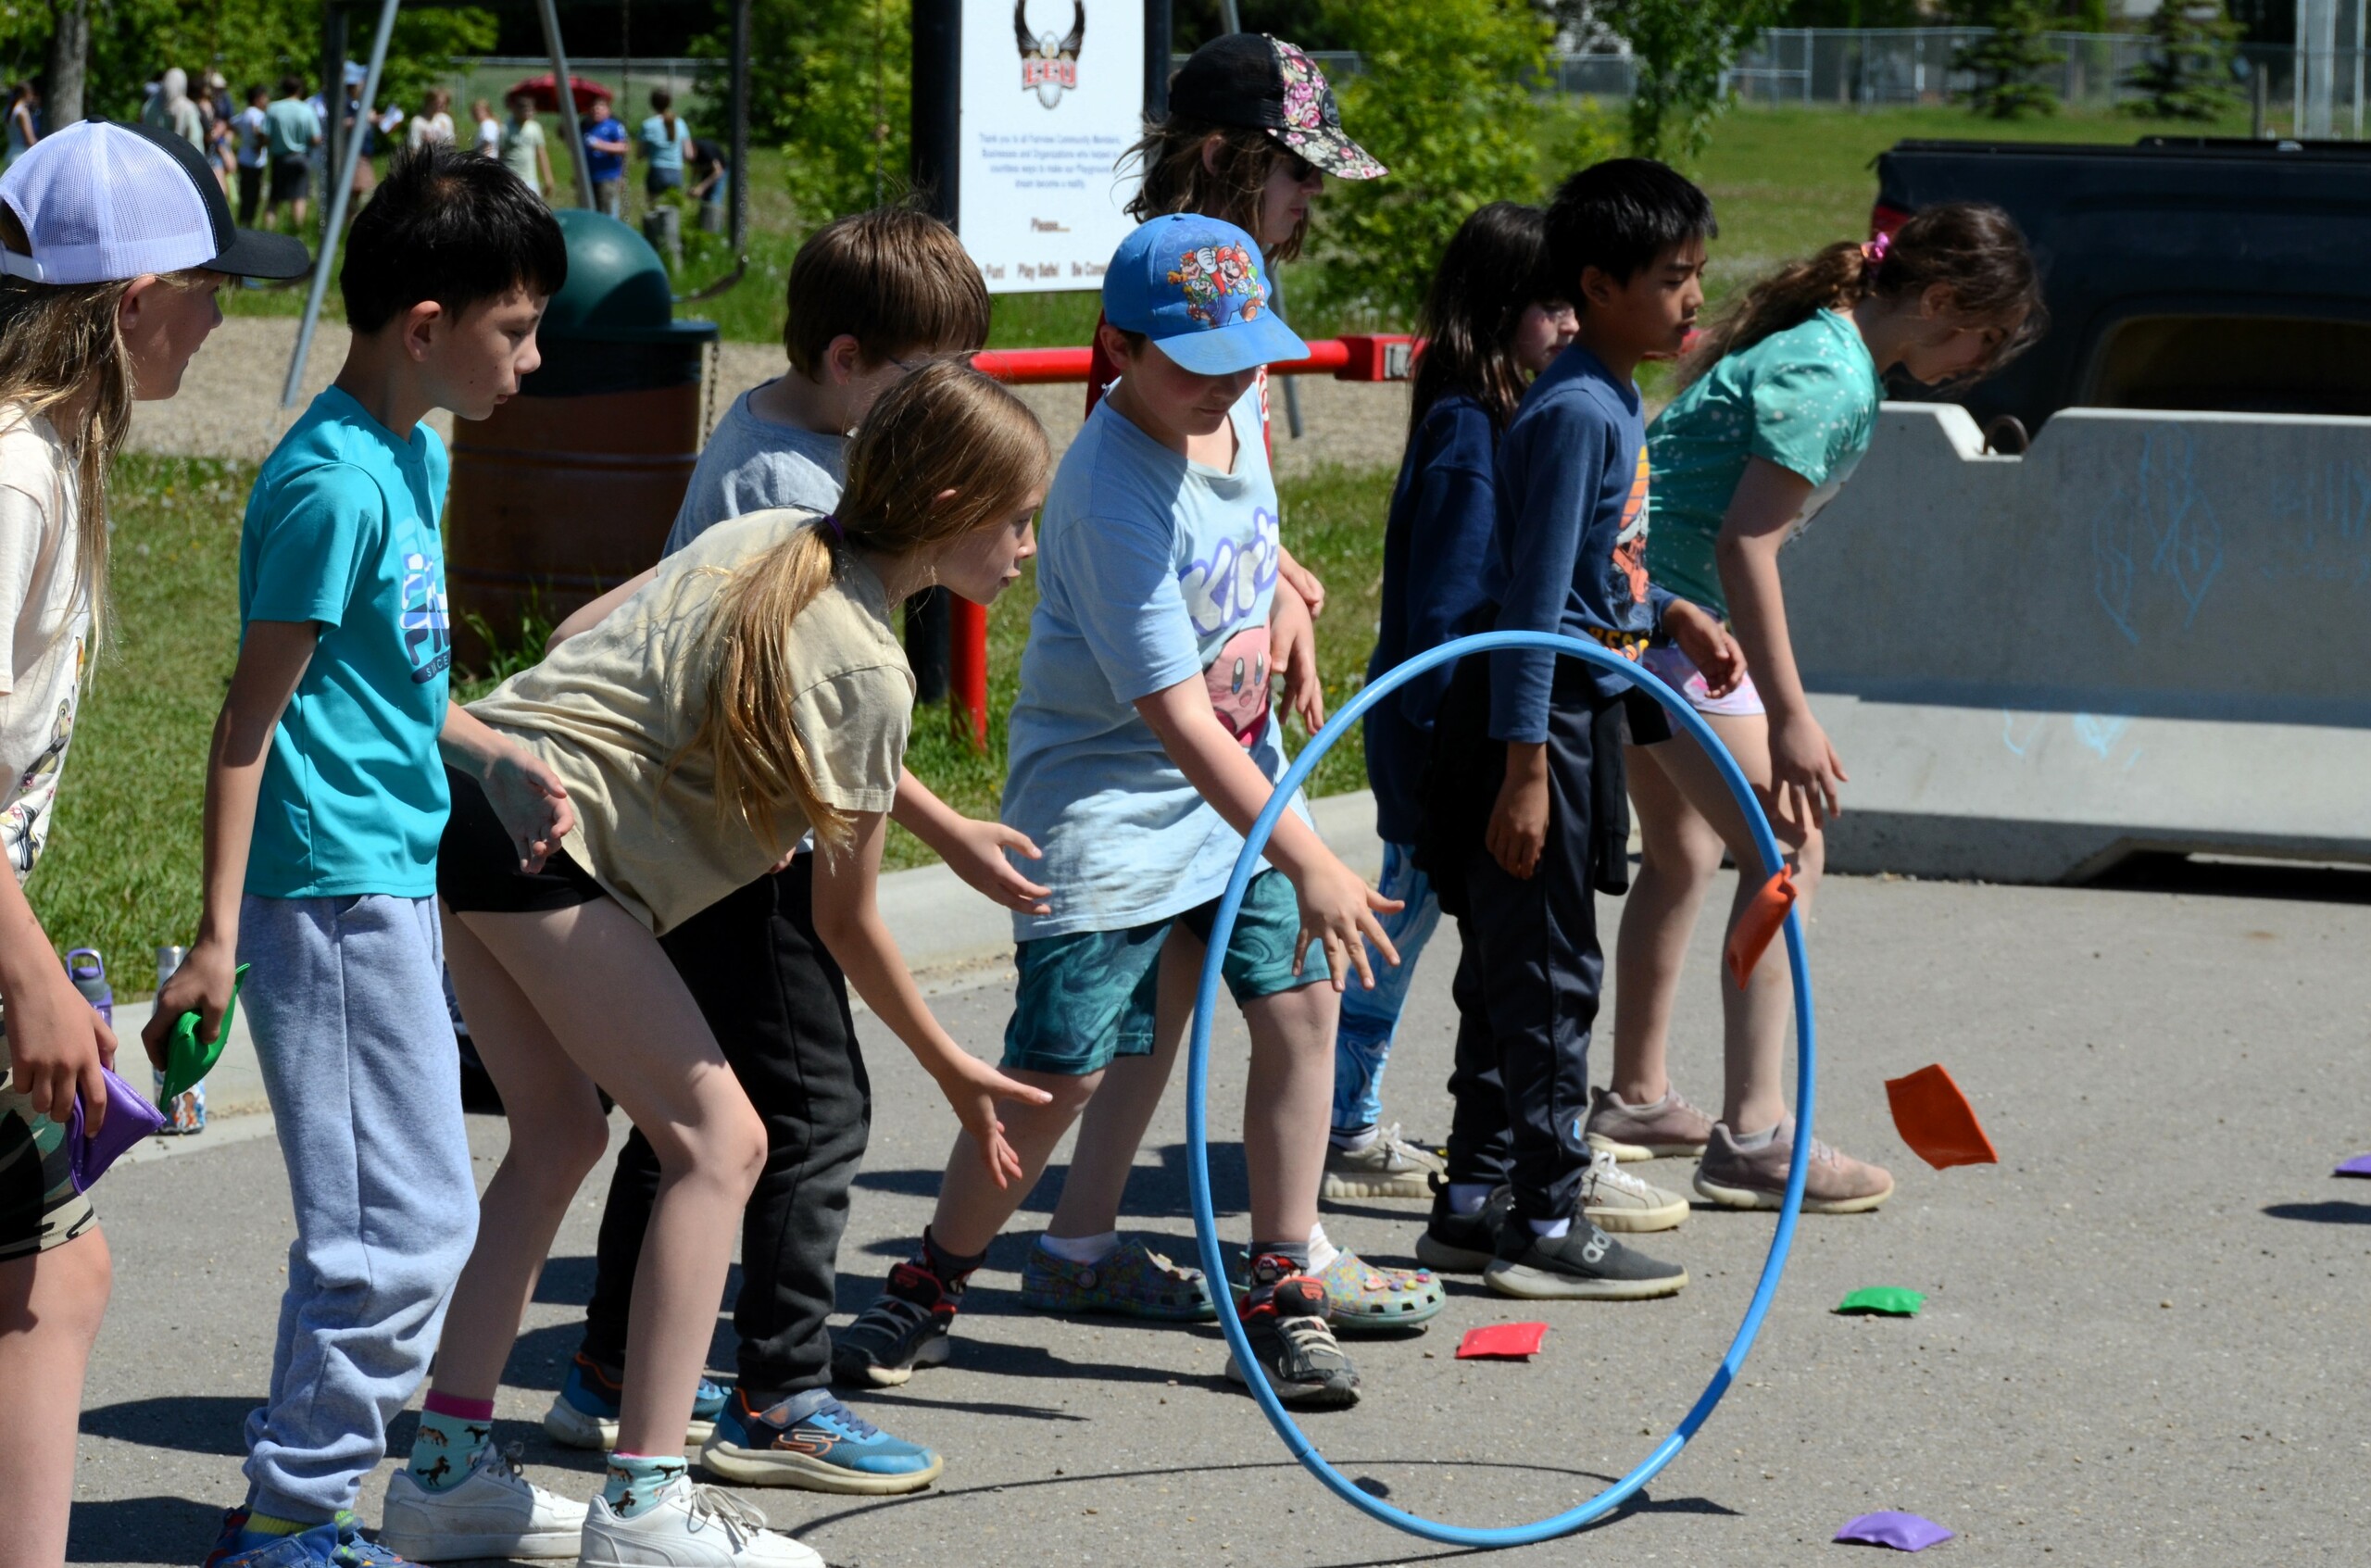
[834,216,1419,1411]
[150,146,579,1564]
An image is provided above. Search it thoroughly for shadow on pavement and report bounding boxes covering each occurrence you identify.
[2092,851,2371,906]
[855,1140,1256,1221]
[68,1494,227,1563]
[82,1394,252,1455]
[793,1455,1737,1555]
[2263,1200,2371,1224]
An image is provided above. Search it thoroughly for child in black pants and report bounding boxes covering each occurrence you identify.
[1419,159,1743,1300]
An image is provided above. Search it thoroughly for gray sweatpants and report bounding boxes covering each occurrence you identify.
[237,893,478,1523]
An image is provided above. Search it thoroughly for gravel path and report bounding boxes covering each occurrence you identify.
[132,320,1414,478]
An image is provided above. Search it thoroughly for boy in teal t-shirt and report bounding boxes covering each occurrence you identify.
[152,145,577,1562]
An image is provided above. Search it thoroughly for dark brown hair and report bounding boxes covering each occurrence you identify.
[1679,202,2046,390]
[1409,201,1557,437]
[1121,117,1308,264]
[782,204,992,378]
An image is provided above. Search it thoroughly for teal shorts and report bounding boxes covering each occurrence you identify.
[1002,869,1331,1077]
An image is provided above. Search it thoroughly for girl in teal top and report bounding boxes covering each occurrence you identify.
[1598,204,2043,1214]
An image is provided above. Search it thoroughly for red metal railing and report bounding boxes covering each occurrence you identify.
[935,336,1421,750]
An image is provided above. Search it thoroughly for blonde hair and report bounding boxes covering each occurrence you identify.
[0,211,212,651]
[1122,118,1308,264]
[685,359,1050,852]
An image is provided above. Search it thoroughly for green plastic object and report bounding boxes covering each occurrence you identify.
[1835,1286,1926,1317]
[163,962,250,1100]
[537,210,720,345]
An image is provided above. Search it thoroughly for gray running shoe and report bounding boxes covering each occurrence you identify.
[1585,1085,1715,1162]
[1577,1148,1687,1233]
[1484,1217,1688,1301]
[1322,1123,1447,1201]
[1694,1121,1894,1214]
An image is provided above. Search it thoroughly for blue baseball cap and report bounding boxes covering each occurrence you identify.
[1102,213,1307,376]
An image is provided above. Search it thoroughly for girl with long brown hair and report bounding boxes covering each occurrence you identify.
[0,117,307,1568]
[1597,203,2045,1215]
[416,362,1058,1566]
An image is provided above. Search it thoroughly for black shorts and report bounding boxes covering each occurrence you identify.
[269,156,309,204]
[437,766,606,915]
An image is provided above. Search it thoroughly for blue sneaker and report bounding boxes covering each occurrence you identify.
[543,1350,729,1450]
[202,1509,342,1567]
[698,1387,945,1495]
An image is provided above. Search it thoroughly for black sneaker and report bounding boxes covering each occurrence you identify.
[1483,1215,1688,1301]
[1223,1256,1361,1409]
[1414,1180,1514,1273]
[830,1261,961,1387]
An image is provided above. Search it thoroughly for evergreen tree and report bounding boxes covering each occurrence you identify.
[1953,0,2064,119]
[2122,0,2243,119]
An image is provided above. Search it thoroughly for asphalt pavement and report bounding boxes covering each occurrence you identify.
[67,858,2371,1567]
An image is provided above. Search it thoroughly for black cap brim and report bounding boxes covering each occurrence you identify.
[210,224,313,280]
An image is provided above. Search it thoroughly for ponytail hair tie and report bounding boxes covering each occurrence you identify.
[1862,232,1892,270]
[822,513,846,542]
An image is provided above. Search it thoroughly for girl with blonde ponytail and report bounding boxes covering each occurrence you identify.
[417,360,1057,1562]
[0,117,308,1568]
[1589,204,2044,1218]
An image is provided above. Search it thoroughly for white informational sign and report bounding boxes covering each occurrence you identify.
[958,0,1145,295]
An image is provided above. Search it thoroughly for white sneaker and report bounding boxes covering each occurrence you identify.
[377,1442,588,1561]
[577,1475,822,1567]
[1577,1148,1688,1233]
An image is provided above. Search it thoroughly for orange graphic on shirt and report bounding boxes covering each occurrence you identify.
[1611,440,1650,604]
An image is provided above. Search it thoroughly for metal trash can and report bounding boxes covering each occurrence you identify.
[446,209,719,671]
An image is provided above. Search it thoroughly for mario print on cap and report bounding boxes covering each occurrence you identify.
[1168,241,1266,330]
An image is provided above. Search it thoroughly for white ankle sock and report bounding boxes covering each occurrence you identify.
[1731,1122,1781,1151]
[1527,1215,1573,1239]
[1306,1223,1339,1274]
[1447,1182,1494,1216]
[1037,1230,1118,1264]
[1329,1123,1379,1152]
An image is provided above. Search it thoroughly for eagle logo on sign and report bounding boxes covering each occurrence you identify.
[1015,0,1085,107]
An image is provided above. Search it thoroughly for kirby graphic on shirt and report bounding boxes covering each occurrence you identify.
[1204,625,1273,747]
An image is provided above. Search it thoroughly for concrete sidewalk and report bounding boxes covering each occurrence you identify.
[66,855,2371,1567]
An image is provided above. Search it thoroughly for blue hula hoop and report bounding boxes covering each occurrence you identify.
[1185,629,1817,1549]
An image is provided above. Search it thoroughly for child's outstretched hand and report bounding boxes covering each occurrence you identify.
[482,744,575,872]
[1278,548,1327,621]
[940,814,1053,916]
[929,1051,1054,1188]
[1292,853,1402,992]
[15,958,117,1132]
[144,938,233,1076]
[1664,600,1747,698]
[1270,585,1325,734]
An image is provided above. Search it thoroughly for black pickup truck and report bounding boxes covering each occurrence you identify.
[1871,136,2371,447]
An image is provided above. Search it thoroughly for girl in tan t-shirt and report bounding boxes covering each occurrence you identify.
[416,364,1057,1553]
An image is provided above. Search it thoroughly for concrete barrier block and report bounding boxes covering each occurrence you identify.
[1781,402,2371,882]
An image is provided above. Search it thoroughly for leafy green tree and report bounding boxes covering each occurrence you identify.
[1952,0,2064,119]
[1301,0,1557,328]
[701,0,910,229]
[69,0,493,119]
[2122,0,2241,119]
[1598,0,1786,164]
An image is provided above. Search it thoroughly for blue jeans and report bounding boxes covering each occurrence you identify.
[1330,841,1443,1135]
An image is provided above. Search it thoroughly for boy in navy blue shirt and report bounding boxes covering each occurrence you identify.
[1429,159,1742,1301]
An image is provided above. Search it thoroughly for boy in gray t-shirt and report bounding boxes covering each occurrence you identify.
[549,207,1055,1494]
[661,387,845,555]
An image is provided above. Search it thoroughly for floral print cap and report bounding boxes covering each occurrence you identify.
[1168,33,1387,182]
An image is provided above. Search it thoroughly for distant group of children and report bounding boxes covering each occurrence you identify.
[0,28,2044,1568]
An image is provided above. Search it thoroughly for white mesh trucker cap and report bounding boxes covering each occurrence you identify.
[0,117,311,285]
